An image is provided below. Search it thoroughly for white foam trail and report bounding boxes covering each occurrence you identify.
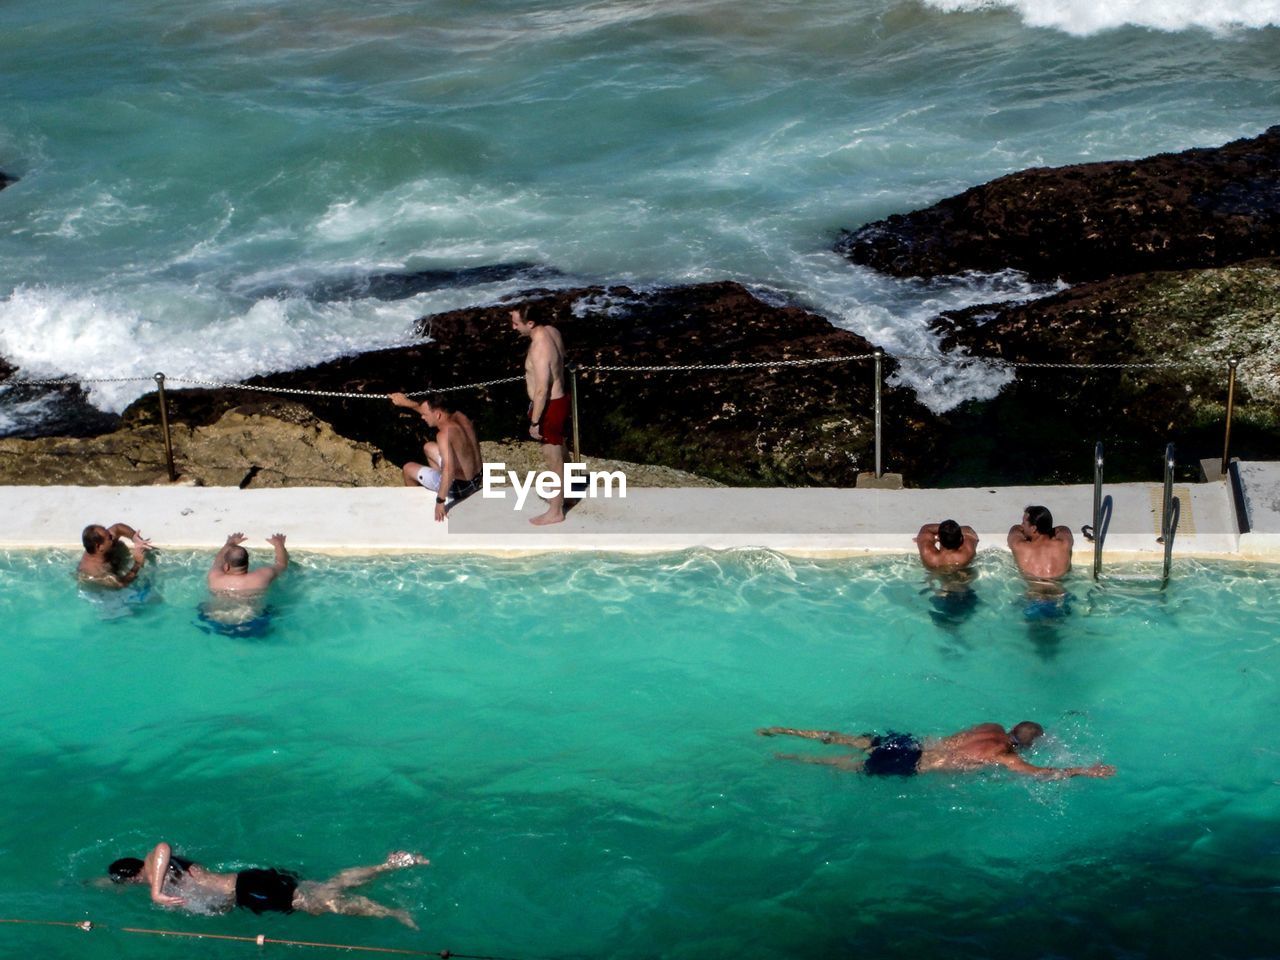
[923,0,1280,35]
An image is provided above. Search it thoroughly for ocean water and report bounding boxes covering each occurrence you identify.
[0,549,1277,958]
[0,0,1278,428]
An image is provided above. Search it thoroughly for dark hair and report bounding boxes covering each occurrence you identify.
[421,392,454,413]
[1011,721,1044,747]
[82,525,108,554]
[937,519,964,551]
[1024,505,1054,535]
[225,545,249,570]
[513,302,549,326]
[108,857,144,883]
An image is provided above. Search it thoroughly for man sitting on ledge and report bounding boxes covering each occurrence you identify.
[758,721,1114,779]
[77,522,153,589]
[389,391,483,522]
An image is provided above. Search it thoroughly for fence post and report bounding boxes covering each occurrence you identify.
[154,372,177,482]
[1219,358,1238,477]
[873,348,884,479]
[570,368,581,463]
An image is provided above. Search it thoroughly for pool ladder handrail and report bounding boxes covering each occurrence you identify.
[1091,442,1104,580]
[1158,443,1180,588]
[1091,441,1180,585]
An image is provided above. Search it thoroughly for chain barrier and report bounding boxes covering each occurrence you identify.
[0,916,529,960]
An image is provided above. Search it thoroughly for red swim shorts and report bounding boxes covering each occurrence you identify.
[536,395,570,446]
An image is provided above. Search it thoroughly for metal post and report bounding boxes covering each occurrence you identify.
[154,372,177,482]
[570,368,581,463]
[1092,441,1103,580]
[1219,358,1238,476]
[873,348,883,479]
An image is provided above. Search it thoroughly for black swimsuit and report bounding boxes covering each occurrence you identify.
[234,868,299,914]
[863,732,924,776]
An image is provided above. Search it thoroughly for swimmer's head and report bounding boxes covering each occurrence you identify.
[108,858,144,883]
[224,546,249,572]
[1010,721,1045,747]
[82,525,112,555]
[937,519,964,551]
[1023,505,1054,536]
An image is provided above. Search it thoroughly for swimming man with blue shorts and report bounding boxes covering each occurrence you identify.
[758,721,1114,779]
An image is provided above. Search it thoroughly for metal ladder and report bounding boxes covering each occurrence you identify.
[1089,442,1179,588]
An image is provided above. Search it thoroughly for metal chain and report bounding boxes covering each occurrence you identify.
[579,354,877,373]
[895,354,1198,370]
[0,352,1239,398]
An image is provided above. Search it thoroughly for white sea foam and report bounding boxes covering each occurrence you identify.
[923,0,1280,35]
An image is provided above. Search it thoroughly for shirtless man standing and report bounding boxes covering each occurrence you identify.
[1007,505,1074,580]
[511,303,569,526]
[107,842,430,928]
[758,721,1114,779]
[77,522,153,589]
[389,392,483,522]
[914,520,979,572]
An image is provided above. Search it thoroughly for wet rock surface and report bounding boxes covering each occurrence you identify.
[836,126,1280,283]
[104,282,932,488]
[0,171,15,191]
[926,260,1280,483]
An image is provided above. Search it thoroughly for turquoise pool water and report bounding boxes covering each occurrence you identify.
[1,549,1276,959]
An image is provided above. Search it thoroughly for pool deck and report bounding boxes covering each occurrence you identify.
[4,461,1279,561]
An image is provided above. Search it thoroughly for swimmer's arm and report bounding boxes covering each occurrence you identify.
[962,526,979,544]
[1054,525,1075,546]
[148,843,185,907]
[107,523,139,540]
[996,755,1116,779]
[1007,526,1026,549]
[267,533,288,574]
[914,524,940,563]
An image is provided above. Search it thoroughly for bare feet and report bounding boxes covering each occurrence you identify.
[385,851,430,869]
[529,509,565,526]
[392,908,419,930]
[757,727,782,737]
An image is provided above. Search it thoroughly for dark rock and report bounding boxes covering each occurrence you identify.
[0,373,120,439]
[121,282,933,487]
[0,171,15,191]
[925,260,1280,483]
[250,263,564,302]
[837,126,1280,283]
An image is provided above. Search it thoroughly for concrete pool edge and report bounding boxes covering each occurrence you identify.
[4,462,1279,561]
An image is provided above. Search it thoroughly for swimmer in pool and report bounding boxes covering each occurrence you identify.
[757,721,1114,779]
[914,519,978,572]
[107,843,430,927]
[77,522,153,589]
[203,532,288,627]
[388,391,483,522]
[1008,505,1074,581]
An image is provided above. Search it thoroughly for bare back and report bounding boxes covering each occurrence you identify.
[438,411,482,482]
[918,723,1016,772]
[1008,526,1074,579]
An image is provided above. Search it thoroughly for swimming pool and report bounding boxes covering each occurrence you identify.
[1,549,1276,959]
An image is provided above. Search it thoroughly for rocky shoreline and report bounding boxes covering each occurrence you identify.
[2,128,1278,488]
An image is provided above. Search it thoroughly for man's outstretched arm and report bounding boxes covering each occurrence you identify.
[267,533,288,573]
[997,754,1115,779]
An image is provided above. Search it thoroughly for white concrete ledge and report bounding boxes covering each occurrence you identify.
[0,471,1266,560]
